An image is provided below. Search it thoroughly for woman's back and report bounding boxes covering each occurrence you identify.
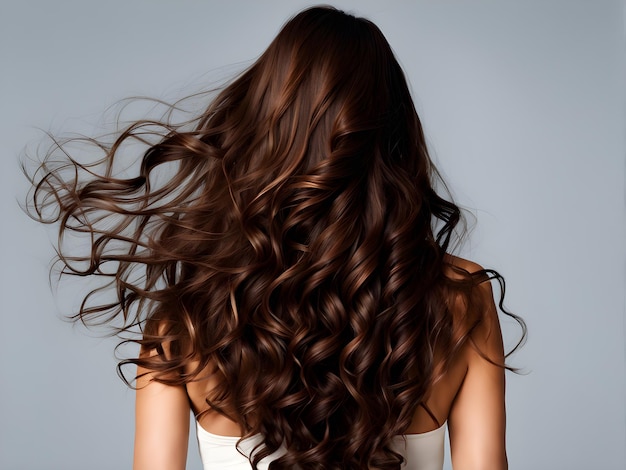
[177,255,508,469]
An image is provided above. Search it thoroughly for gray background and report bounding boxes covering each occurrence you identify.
[1,1,624,469]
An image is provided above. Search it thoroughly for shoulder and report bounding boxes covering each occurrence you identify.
[442,254,493,316]
[442,254,503,356]
[442,253,495,304]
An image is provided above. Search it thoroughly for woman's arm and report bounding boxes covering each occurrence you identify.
[133,358,191,470]
[448,279,508,470]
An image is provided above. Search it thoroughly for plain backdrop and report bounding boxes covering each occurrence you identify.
[1,1,624,469]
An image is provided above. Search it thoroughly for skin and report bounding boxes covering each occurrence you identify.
[133,255,507,470]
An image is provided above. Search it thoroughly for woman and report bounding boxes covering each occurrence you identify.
[27,6,524,470]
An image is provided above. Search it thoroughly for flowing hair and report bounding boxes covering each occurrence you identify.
[25,6,525,469]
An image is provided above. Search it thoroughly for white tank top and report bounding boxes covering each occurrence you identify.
[196,420,446,470]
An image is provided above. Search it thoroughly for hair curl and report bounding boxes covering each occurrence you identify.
[25,6,525,469]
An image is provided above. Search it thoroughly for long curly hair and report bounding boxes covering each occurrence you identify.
[26,6,524,469]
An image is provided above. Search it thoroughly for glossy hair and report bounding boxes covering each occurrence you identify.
[26,6,525,469]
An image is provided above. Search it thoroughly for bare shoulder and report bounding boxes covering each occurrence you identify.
[442,253,494,311]
[442,254,503,359]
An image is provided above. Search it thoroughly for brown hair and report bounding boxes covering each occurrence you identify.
[26,6,524,469]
